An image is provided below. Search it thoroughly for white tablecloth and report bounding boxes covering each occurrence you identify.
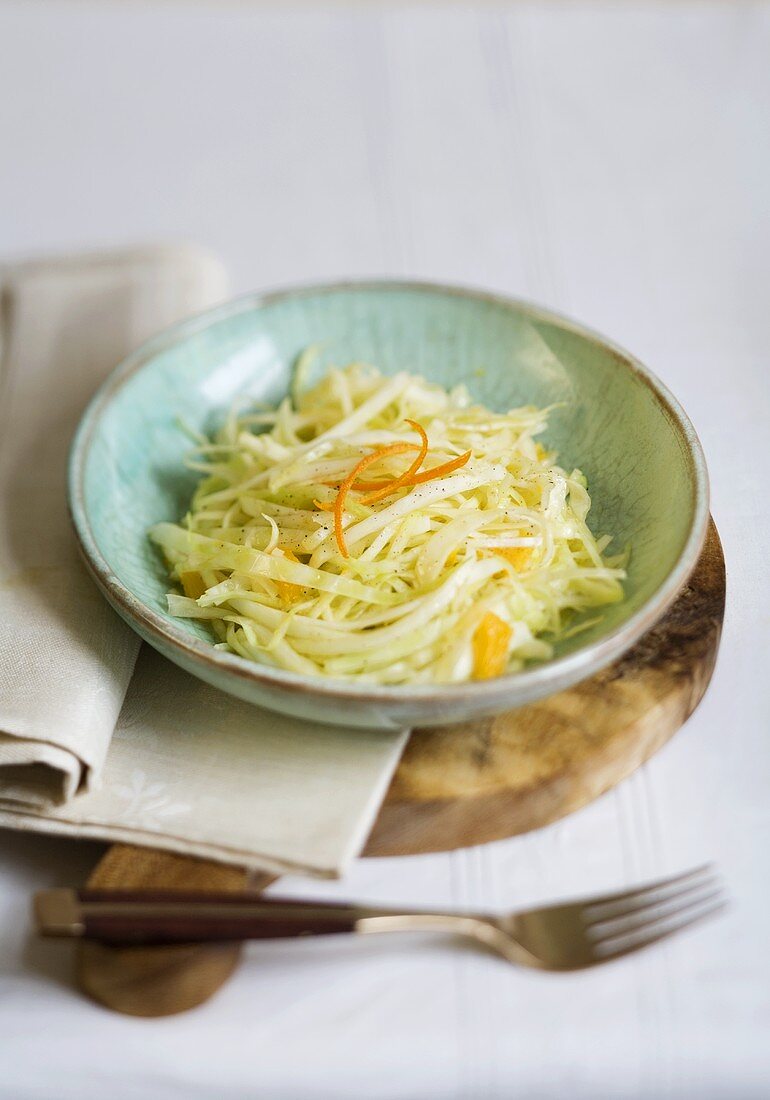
[1,3,768,1098]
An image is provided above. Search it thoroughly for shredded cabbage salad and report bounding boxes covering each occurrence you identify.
[150,360,627,685]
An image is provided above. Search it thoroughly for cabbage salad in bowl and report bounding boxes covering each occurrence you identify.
[150,361,627,685]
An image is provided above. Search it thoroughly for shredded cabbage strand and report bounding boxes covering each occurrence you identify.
[150,361,627,684]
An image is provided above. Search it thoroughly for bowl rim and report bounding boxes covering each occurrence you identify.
[68,278,710,708]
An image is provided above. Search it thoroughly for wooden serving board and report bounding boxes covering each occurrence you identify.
[365,519,725,856]
[77,518,724,1015]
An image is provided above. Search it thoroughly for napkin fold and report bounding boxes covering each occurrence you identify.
[0,647,408,877]
[0,247,226,807]
[0,247,408,876]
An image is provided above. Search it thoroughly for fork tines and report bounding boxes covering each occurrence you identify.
[582,864,726,962]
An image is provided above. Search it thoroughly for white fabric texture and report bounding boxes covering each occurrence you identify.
[1,6,768,1097]
[0,248,407,876]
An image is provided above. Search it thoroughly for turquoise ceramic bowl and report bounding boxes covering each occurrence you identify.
[69,281,708,730]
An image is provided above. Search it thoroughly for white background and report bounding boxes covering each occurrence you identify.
[1,2,769,1097]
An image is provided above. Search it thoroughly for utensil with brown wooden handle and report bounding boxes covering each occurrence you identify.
[36,865,724,971]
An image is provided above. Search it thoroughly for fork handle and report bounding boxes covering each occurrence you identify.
[33,888,464,946]
[34,889,509,958]
[34,888,386,944]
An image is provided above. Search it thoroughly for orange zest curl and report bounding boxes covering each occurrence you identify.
[315,420,472,558]
[357,420,429,503]
[402,449,471,486]
[333,443,417,559]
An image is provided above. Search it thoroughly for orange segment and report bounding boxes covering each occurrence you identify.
[179,571,206,600]
[472,612,513,680]
[275,548,306,603]
[483,545,534,571]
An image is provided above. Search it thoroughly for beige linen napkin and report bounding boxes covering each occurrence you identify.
[0,246,227,807]
[0,247,407,876]
[0,647,407,877]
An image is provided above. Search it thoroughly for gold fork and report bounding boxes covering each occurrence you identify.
[34,865,723,970]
